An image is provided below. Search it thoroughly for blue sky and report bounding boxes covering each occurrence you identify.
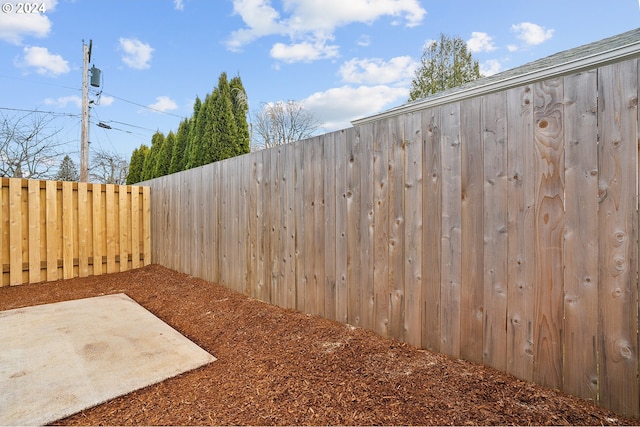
[0,0,638,164]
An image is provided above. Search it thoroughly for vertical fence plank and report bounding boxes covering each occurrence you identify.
[506,85,535,382]
[77,182,89,277]
[347,126,363,327]
[105,184,116,273]
[28,180,41,284]
[373,119,390,337]
[245,151,263,295]
[118,186,129,272]
[0,180,5,287]
[9,178,22,285]
[142,187,152,265]
[323,134,337,320]
[533,78,565,391]
[45,180,58,282]
[404,111,423,348]
[270,147,282,304]
[335,129,349,324]
[194,168,205,280]
[201,166,214,282]
[171,174,181,270]
[130,187,140,269]
[262,150,273,302]
[294,142,306,310]
[303,138,319,314]
[482,91,509,371]
[597,60,639,417]
[388,117,405,340]
[460,97,484,364]
[360,125,375,330]
[440,102,462,358]
[422,108,442,352]
[62,181,74,279]
[239,156,251,295]
[282,144,296,309]
[92,184,103,275]
[211,165,220,280]
[563,69,599,402]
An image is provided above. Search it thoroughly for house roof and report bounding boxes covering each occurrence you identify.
[352,27,640,125]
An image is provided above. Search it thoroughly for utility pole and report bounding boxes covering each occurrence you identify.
[80,39,91,182]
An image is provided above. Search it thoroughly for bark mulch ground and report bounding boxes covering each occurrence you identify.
[1,264,638,426]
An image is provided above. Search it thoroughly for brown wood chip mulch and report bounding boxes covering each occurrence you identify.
[1,264,638,426]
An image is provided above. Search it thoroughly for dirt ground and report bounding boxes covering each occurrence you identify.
[1,265,638,426]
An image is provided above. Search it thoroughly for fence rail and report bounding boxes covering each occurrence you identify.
[0,178,151,286]
[145,58,640,418]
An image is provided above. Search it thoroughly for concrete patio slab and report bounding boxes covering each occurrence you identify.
[0,293,216,426]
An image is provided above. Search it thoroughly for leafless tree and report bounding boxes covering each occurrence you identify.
[89,148,129,184]
[0,111,66,178]
[252,100,320,150]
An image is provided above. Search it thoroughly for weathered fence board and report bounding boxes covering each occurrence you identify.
[144,57,640,418]
[0,178,150,286]
[563,69,599,403]
[460,96,483,365]
[597,60,639,417]
[506,84,535,383]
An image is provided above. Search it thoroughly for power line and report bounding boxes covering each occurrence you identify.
[102,91,187,119]
[0,106,80,118]
[0,73,81,93]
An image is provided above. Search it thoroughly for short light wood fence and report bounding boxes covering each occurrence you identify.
[145,57,640,418]
[0,178,150,286]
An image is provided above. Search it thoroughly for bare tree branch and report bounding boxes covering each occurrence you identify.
[89,147,129,184]
[0,111,66,178]
[251,100,320,150]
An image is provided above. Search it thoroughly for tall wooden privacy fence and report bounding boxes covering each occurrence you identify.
[0,178,151,286]
[146,57,640,418]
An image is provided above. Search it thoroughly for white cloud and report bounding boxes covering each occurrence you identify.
[99,95,115,106]
[302,85,408,130]
[511,22,554,46]
[356,35,371,47]
[467,32,496,53]
[226,0,285,51]
[281,0,426,32]
[270,38,339,63]
[148,96,178,112]
[174,0,184,10]
[17,46,69,76]
[226,0,426,63]
[339,56,417,85]
[480,59,502,76]
[44,95,81,109]
[0,0,57,44]
[43,94,113,108]
[119,37,154,70]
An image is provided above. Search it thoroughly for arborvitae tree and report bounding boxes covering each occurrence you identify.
[142,131,165,180]
[147,72,250,173]
[155,131,175,177]
[211,72,239,161]
[169,119,190,174]
[197,91,217,166]
[54,155,79,181]
[188,95,210,169]
[127,145,149,184]
[230,75,250,155]
[408,33,482,101]
[184,97,201,170]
